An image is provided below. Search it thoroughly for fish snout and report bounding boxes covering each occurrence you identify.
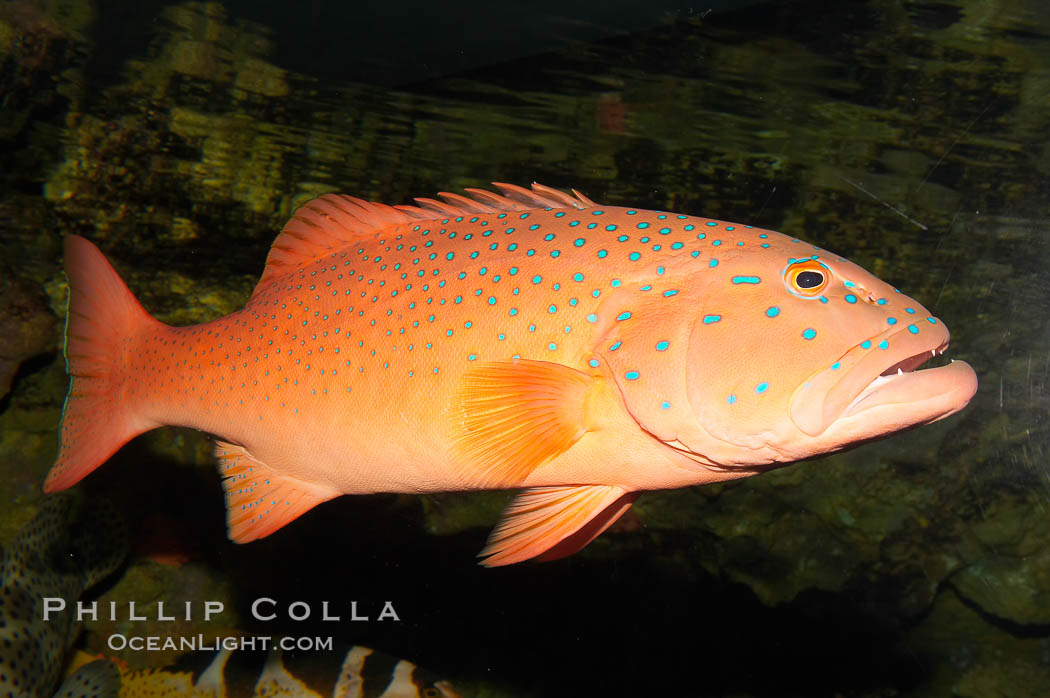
[789,315,964,437]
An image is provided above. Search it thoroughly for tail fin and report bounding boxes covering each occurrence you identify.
[45,235,160,492]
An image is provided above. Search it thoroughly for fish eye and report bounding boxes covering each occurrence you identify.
[796,271,824,288]
[784,260,829,297]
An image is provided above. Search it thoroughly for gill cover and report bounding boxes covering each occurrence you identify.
[594,285,700,445]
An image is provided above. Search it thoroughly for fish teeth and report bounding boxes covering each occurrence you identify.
[897,368,904,376]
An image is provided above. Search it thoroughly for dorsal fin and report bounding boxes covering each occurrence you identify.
[253,194,421,294]
[434,191,498,213]
[252,183,594,297]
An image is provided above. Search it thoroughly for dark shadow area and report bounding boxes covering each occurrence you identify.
[82,434,931,697]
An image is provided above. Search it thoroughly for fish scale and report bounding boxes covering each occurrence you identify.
[46,183,977,566]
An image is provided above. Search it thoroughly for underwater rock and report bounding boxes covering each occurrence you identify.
[905,588,1050,697]
[83,558,240,670]
[0,275,58,400]
[0,0,90,140]
[626,413,967,611]
[421,491,513,537]
[951,543,1050,627]
[954,656,1050,698]
[41,1,300,256]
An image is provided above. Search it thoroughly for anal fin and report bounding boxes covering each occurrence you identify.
[480,485,640,567]
[215,441,337,543]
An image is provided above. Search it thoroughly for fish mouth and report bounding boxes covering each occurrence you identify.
[790,319,978,438]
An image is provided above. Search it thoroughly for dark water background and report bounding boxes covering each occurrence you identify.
[1,0,1049,696]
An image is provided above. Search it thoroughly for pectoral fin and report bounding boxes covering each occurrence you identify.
[479,485,640,567]
[455,359,597,487]
[215,441,338,543]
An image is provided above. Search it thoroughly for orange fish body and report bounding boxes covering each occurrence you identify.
[48,184,978,565]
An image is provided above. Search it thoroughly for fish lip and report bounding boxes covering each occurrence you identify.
[830,355,978,441]
[789,319,970,436]
[841,341,949,417]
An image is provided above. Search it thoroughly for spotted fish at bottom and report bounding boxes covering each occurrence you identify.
[62,643,460,698]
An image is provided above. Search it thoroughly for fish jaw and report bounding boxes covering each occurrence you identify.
[788,317,978,447]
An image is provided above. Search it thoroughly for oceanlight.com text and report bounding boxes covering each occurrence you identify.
[106,634,334,652]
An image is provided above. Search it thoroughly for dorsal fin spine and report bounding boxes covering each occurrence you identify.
[436,191,498,213]
[252,183,594,298]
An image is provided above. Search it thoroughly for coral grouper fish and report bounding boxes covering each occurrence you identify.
[47,183,978,566]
